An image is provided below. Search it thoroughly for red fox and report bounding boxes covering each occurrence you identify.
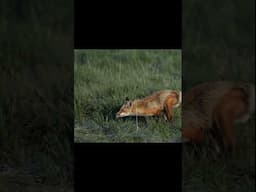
[116,90,182,123]
[182,81,255,151]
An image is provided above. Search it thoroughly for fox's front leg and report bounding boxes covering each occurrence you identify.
[215,88,248,152]
[215,109,235,152]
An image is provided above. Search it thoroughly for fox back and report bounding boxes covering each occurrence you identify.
[182,81,255,150]
[183,81,255,130]
[116,90,181,119]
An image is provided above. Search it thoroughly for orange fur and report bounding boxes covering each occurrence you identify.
[116,90,181,123]
[182,81,255,150]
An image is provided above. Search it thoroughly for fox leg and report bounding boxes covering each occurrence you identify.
[214,108,234,152]
[163,107,173,122]
[215,88,248,151]
[182,127,204,143]
[163,95,177,122]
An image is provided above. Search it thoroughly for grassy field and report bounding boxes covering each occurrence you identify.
[74,50,181,143]
[182,120,255,192]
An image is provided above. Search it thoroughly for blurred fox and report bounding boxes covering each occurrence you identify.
[182,81,255,151]
[116,90,182,123]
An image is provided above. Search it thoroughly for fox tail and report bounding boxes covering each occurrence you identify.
[173,91,182,108]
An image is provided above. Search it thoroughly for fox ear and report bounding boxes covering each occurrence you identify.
[127,101,132,107]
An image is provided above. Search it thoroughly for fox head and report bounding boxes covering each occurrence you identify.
[116,97,134,118]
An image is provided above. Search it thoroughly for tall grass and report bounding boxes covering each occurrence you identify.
[74,50,182,142]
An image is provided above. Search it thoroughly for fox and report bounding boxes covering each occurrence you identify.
[116,90,182,123]
[181,81,255,151]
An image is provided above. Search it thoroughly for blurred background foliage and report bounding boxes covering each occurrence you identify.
[183,0,255,89]
[0,0,73,189]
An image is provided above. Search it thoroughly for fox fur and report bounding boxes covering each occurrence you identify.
[116,90,182,122]
[182,81,255,151]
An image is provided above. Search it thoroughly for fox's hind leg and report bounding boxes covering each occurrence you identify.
[181,127,204,143]
[163,96,175,125]
[214,88,248,152]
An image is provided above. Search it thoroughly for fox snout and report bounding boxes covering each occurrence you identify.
[116,112,126,119]
[116,113,121,119]
[116,100,132,119]
[116,110,123,118]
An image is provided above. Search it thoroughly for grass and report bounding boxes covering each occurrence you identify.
[182,120,255,192]
[74,50,182,143]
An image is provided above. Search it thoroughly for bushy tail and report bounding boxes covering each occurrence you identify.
[173,91,182,108]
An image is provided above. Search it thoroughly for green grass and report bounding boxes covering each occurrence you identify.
[74,50,181,142]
